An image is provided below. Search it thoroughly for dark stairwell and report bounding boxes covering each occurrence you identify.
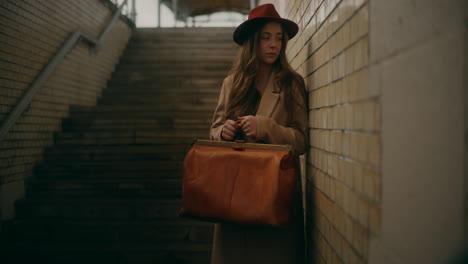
[1,28,237,264]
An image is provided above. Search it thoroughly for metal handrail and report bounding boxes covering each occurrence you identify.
[0,0,133,142]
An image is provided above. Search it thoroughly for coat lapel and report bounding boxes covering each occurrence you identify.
[256,74,280,117]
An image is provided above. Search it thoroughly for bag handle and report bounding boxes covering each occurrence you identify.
[194,139,293,152]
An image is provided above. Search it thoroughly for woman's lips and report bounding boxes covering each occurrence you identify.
[266,53,277,56]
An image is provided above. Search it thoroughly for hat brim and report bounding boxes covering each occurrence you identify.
[233,17,299,45]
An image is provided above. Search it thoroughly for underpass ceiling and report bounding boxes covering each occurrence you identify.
[161,0,255,20]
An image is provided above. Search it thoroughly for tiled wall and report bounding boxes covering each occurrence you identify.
[260,1,380,263]
[259,0,465,263]
[0,0,133,185]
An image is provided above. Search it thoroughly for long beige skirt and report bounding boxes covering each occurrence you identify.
[210,199,304,264]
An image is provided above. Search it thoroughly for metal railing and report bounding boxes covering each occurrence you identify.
[112,0,137,22]
[0,0,134,142]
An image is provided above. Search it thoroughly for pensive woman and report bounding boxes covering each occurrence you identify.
[209,3,308,264]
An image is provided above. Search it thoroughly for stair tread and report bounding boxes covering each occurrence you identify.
[2,241,213,251]
[28,178,182,184]
[7,218,211,226]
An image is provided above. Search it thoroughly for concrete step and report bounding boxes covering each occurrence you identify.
[15,198,184,220]
[55,129,208,139]
[55,129,210,139]
[66,105,215,117]
[62,119,212,131]
[119,52,235,59]
[130,36,233,44]
[124,44,236,52]
[54,134,204,145]
[132,28,234,42]
[25,178,183,198]
[101,87,220,95]
[132,27,234,36]
[103,84,222,95]
[130,35,233,43]
[1,240,212,264]
[119,55,234,64]
[43,151,187,163]
[116,53,234,65]
[114,63,232,72]
[67,111,213,121]
[68,104,217,114]
[4,219,213,243]
[67,107,214,120]
[134,27,234,34]
[97,94,219,105]
[61,116,212,131]
[131,33,233,41]
[125,42,237,51]
[114,62,231,71]
[37,159,183,168]
[55,136,204,145]
[131,33,233,43]
[44,141,194,160]
[52,138,197,145]
[106,77,223,89]
[111,70,228,80]
[44,144,190,156]
[68,105,215,114]
[34,160,184,178]
[35,167,183,179]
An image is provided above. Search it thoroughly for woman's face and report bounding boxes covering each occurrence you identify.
[256,22,283,65]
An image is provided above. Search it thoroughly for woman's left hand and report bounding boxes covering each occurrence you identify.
[237,116,257,138]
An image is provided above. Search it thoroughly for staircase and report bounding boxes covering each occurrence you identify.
[1,28,237,264]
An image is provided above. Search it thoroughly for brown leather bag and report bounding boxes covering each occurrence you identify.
[179,139,297,227]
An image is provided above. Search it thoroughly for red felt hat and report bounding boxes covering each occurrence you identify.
[233,3,299,45]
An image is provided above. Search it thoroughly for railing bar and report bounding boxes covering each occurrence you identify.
[97,0,128,46]
[157,0,161,27]
[131,0,136,22]
[0,0,131,142]
[0,30,82,141]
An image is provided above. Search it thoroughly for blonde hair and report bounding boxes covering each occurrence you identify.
[226,21,306,124]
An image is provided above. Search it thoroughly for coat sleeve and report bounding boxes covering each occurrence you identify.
[210,77,230,141]
[255,83,308,155]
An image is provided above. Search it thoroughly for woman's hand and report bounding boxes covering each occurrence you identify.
[237,116,257,138]
[221,120,240,141]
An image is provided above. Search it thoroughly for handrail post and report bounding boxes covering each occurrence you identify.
[173,0,178,27]
[97,0,128,47]
[131,0,136,22]
[157,0,161,27]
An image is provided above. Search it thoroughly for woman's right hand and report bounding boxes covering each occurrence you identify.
[221,120,239,141]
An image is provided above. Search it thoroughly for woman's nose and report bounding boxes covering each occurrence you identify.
[269,39,279,48]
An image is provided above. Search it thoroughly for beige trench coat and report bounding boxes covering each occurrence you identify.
[209,73,308,264]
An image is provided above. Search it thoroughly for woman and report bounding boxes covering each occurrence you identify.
[209,4,308,264]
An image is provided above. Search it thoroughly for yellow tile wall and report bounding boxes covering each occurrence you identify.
[0,0,133,184]
[260,0,381,263]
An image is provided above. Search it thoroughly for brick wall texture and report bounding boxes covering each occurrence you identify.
[0,0,133,184]
[259,0,381,263]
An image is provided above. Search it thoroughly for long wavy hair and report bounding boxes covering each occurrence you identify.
[226,21,306,124]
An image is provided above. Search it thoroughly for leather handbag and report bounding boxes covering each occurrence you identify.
[179,139,297,227]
